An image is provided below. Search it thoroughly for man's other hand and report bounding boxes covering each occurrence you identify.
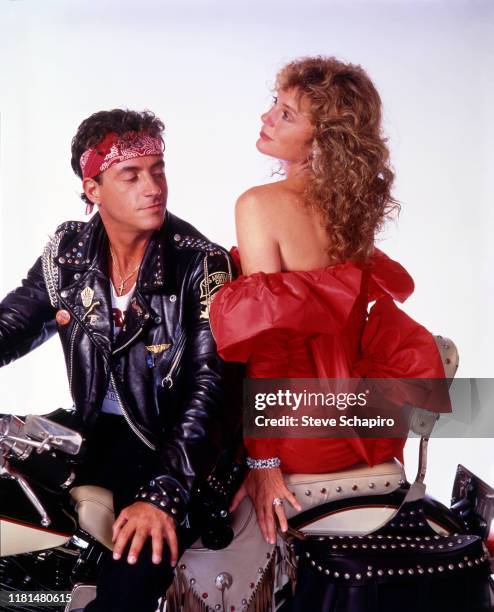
[111,501,178,566]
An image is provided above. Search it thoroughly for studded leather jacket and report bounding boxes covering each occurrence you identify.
[0,211,240,524]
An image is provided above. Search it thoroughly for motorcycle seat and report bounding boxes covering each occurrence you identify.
[69,485,114,550]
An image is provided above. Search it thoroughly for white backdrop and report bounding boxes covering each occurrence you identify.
[0,0,493,504]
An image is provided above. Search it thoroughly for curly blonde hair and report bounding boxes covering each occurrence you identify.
[276,56,399,263]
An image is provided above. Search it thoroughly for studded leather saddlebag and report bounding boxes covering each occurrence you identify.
[290,497,493,612]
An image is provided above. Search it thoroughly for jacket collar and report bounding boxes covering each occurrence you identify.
[56,212,169,293]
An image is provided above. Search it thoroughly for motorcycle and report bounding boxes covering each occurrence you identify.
[1,413,494,612]
[1,337,494,611]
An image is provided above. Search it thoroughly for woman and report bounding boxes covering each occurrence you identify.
[209,56,446,547]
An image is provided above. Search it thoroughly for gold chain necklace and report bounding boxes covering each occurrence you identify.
[109,246,141,296]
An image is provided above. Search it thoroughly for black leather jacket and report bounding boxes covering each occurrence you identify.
[0,211,239,524]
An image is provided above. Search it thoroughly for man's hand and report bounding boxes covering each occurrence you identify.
[230,468,302,545]
[111,501,178,566]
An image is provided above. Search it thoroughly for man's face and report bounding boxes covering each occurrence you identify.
[84,155,167,234]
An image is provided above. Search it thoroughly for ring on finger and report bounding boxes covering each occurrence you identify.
[272,497,284,507]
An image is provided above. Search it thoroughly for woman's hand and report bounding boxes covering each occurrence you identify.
[230,467,302,544]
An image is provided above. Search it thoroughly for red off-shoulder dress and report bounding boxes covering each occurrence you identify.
[209,247,447,474]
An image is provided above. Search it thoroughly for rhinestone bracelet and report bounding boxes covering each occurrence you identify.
[246,457,281,469]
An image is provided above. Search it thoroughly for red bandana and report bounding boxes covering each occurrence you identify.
[80,131,163,179]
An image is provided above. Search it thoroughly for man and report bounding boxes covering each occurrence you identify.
[0,109,238,611]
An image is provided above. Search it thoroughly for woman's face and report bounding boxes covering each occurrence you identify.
[256,87,314,163]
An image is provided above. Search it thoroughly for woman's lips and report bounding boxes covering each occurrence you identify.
[260,130,273,141]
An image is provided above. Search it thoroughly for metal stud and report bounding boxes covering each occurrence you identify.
[368,482,375,489]
[305,490,311,496]
[334,571,340,578]
[320,488,327,494]
[336,486,342,492]
[174,234,181,241]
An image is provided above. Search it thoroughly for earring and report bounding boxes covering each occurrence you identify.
[308,142,320,169]
[85,202,94,216]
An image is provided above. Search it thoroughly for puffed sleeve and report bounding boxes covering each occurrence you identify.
[210,264,364,363]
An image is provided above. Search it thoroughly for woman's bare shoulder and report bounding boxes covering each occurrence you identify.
[236,181,297,214]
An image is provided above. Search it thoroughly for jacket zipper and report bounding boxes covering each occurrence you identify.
[68,301,101,396]
[161,333,187,389]
[112,326,145,356]
[110,323,156,449]
[68,323,80,396]
[109,371,156,450]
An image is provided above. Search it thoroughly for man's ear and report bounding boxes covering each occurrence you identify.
[83,177,102,206]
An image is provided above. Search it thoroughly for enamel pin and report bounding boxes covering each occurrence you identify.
[145,343,171,368]
[81,286,94,309]
[55,309,71,326]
